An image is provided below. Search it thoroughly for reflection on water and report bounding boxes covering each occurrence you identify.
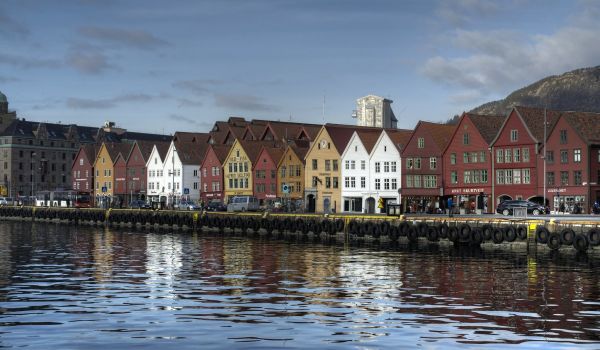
[0,222,598,349]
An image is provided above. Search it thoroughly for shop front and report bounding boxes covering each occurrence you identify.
[447,187,491,214]
[547,187,588,214]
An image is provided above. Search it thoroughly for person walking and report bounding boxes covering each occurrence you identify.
[447,197,453,217]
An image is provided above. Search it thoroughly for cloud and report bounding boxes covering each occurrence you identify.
[66,93,157,109]
[421,19,600,103]
[0,7,29,38]
[78,26,169,50]
[0,75,18,83]
[435,0,500,27]
[167,114,212,128]
[172,79,224,95]
[0,53,61,69]
[214,93,279,112]
[66,47,113,74]
[176,98,204,107]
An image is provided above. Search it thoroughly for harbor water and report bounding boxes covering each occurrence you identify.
[0,222,598,349]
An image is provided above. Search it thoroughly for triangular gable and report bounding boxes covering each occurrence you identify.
[340,131,365,159]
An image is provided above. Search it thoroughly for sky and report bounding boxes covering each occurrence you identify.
[1,0,599,135]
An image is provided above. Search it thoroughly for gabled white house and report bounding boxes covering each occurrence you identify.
[146,143,169,205]
[161,140,205,206]
[340,129,381,213]
[369,129,412,213]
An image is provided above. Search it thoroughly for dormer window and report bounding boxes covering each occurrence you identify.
[418,137,425,148]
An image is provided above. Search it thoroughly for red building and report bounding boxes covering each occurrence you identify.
[541,111,600,213]
[442,113,505,213]
[490,106,560,209]
[112,144,134,207]
[71,143,99,194]
[253,146,284,206]
[401,121,455,213]
[200,144,230,205]
[126,141,165,203]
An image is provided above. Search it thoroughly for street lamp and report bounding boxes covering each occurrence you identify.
[31,152,36,199]
[170,148,177,208]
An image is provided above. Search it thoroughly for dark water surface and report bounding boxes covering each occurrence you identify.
[0,222,599,349]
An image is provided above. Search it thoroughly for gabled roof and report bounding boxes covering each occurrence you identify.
[205,144,232,165]
[323,124,383,154]
[118,131,171,143]
[559,111,600,144]
[173,132,209,143]
[237,140,281,164]
[355,129,382,154]
[491,106,562,146]
[404,121,456,154]
[261,146,286,165]
[155,141,170,161]
[129,140,170,163]
[81,143,100,163]
[0,119,99,141]
[467,113,506,144]
[298,125,321,141]
[99,142,134,164]
[174,140,205,165]
[385,129,413,153]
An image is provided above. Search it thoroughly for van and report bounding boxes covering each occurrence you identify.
[227,196,260,212]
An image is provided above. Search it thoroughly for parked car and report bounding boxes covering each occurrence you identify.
[129,199,151,209]
[205,199,227,212]
[0,197,13,206]
[227,196,260,212]
[175,201,201,210]
[496,200,545,216]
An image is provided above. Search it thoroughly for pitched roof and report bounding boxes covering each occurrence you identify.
[103,142,134,163]
[423,121,456,150]
[0,119,98,141]
[355,129,382,154]
[174,139,210,165]
[299,125,321,140]
[513,106,562,143]
[561,111,600,144]
[155,141,171,161]
[238,140,281,164]
[385,129,413,152]
[262,146,286,165]
[467,113,506,144]
[131,140,170,163]
[173,132,209,143]
[114,131,171,143]
[324,124,386,154]
[208,144,232,164]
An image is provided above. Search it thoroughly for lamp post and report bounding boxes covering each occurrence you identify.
[31,152,36,199]
[543,108,547,211]
[171,148,177,209]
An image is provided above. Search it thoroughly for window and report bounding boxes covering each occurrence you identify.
[504,149,512,163]
[194,169,199,177]
[417,137,425,148]
[574,171,582,185]
[414,175,422,188]
[325,177,331,188]
[414,158,421,169]
[464,170,471,184]
[523,169,531,184]
[496,149,503,163]
[375,178,381,190]
[405,159,413,169]
[560,130,567,144]
[361,177,365,188]
[430,157,437,169]
[451,171,458,184]
[522,148,529,162]
[424,175,437,188]
[514,148,520,162]
[547,172,555,186]
[560,171,569,185]
[384,161,390,172]
[79,158,83,166]
[361,160,366,170]
[513,169,521,184]
[345,177,350,188]
[505,169,513,184]
[496,170,505,184]
[384,179,389,190]
[332,160,338,171]
[281,166,287,178]
[560,149,568,164]
[333,177,338,188]
[325,160,331,171]
[375,162,381,173]
[312,159,318,170]
[470,152,478,163]
[481,170,488,183]
[479,151,486,163]
[391,162,397,172]
[391,178,397,190]
[574,149,581,163]
[546,150,553,163]
[510,129,518,142]
[345,160,350,170]
[463,152,469,164]
[312,176,318,187]
[450,153,456,165]
[463,133,470,145]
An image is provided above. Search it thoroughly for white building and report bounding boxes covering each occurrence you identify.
[353,95,398,129]
[368,129,412,213]
[146,143,170,205]
[341,129,382,213]
[162,141,203,206]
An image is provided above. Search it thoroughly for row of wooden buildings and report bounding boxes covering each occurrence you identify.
[70,106,600,213]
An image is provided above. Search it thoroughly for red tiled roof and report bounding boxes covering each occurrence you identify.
[209,144,232,164]
[263,146,286,165]
[356,129,383,154]
[174,132,210,143]
[466,113,506,144]
[385,129,412,153]
[103,142,133,162]
[238,140,281,164]
[561,111,600,144]
[513,106,562,143]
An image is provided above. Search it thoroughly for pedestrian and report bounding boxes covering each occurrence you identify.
[447,197,453,217]
[559,202,565,214]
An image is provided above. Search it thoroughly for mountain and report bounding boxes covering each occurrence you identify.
[470,66,600,115]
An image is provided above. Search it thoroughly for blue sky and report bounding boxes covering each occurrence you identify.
[1,0,598,134]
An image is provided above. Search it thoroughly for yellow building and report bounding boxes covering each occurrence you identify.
[304,125,356,213]
[93,142,132,206]
[223,139,276,202]
[277,140,310,201]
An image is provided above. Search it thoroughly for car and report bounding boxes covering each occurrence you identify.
[175,201,201,210]
[129,199,151,209]
[227,195,260,212]
[0,197,13,206]
[496,200,545,216]
[205,200,227,212]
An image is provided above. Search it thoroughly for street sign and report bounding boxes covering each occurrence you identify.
[184,188,190,194]
[282,184,290,194]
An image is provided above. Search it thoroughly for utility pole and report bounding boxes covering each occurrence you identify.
[543,108,547,212]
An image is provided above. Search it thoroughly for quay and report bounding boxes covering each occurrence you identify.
[0,206,598,254]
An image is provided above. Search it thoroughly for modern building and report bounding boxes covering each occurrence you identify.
[490,106,561,209]
[353,95,398,129]
[442,113,505,214]
[401,121,455,213]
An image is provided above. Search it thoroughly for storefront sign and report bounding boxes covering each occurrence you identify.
[547,188,567,193]
[450,188,485,194]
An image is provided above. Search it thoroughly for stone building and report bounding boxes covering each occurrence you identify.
[353,95,398,129]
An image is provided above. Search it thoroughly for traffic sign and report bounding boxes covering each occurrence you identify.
[184,188,190,194]
[102,186,107,193]
[282,184,290,194]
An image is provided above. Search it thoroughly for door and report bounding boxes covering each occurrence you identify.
[323,197,331,213]
[307,194,316,213]
[366,197,375,214]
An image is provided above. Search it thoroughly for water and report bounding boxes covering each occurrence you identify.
[0,222,599,349]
